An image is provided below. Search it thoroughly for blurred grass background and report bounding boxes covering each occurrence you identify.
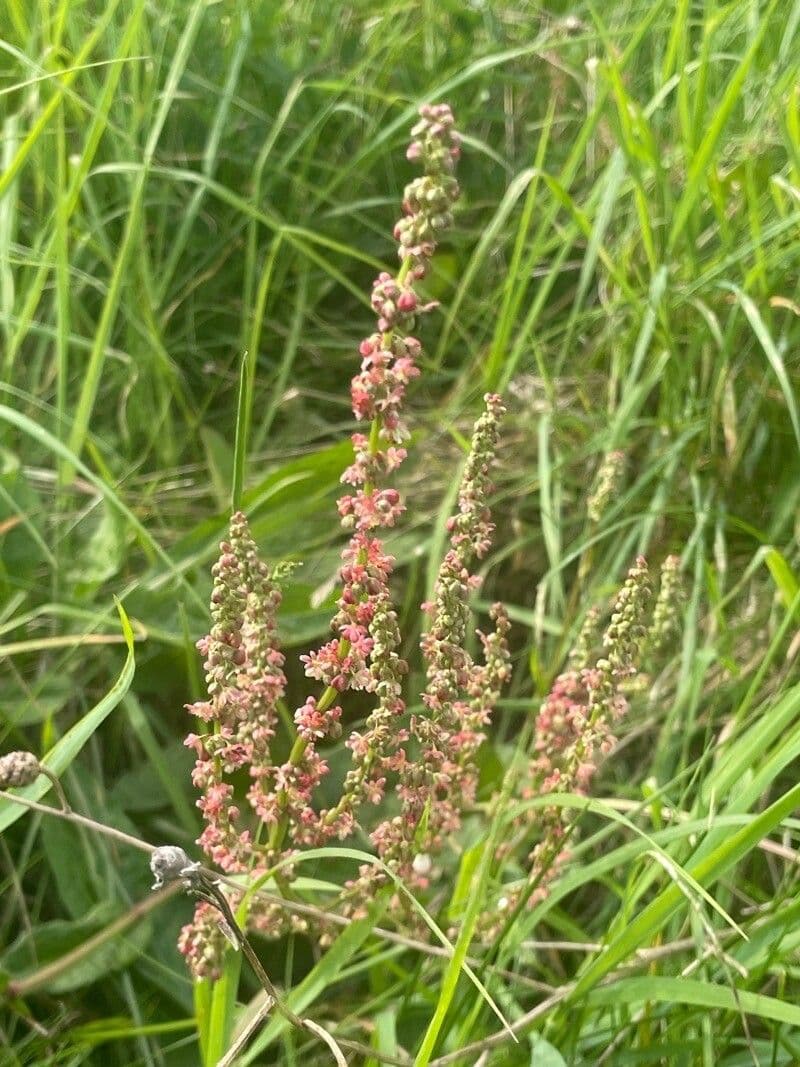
[0,0,799,1064]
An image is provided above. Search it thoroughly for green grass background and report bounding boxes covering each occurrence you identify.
[1,0,799,1064]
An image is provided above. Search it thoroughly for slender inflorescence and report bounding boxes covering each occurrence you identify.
[179,512,288,976]
[568,605,602,670]
[505,556,652,912]
[184,511,286,873]
[587,449,625,524]
[366,394,509,889]
[648,554,682,651]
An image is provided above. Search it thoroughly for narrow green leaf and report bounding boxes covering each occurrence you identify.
[0,0,125,200]
[764,547,800,607]
[570,780,800,1001]
[64,0,208,479]
[231,349,251,513]
[667,0,779,248]
[238,915,376,1063]
[726,284,800,452]
[0,402,206,611]
[588,975,800,1027]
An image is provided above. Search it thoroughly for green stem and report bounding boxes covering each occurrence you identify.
[266,674,350,852]
[196,874,347,1065]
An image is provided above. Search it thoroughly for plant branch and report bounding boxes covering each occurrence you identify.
[0,789,154,853]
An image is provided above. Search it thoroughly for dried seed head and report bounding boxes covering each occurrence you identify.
[0,750,41,789]
[150,845,199,890]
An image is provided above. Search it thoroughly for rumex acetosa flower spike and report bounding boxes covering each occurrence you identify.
[494,557,653,922]
[266,104,465,849]
[366,394,507,885]
[185,512,286,873]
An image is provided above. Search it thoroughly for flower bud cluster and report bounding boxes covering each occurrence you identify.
[342,105,462,517]
[178,900,232,980]
[493,557,653,922]
[568,605,602,670]
[446,394,506,557]
[326,590,409,833]
[396,104,461,277]
[462,602,512,764]
[179,516,294,974]
[562,555,651,786]
[346,335,421,451]
[371,273,436,332]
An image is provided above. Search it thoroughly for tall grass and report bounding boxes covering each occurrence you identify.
[1,1,799,1064]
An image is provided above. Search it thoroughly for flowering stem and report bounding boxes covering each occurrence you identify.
[364,418,382,494]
